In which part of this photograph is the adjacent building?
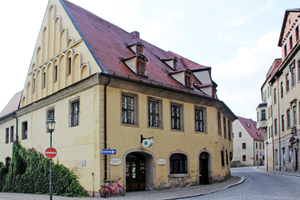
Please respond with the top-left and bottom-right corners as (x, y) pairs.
(257, 9), (300, 172)
(0, 0), (236, 193)
(232, 117), (264, 167)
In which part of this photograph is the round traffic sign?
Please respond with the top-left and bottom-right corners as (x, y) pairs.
(45, 147), (57, 158)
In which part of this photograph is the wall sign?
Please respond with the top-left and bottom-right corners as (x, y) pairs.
(157, 159), (166, 166)
(110, 158), (121, 165)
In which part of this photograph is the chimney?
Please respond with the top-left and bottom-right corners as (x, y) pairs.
(130, 31), (140, 38)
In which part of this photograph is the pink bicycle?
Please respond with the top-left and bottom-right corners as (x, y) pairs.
(99, 178), (125, 198)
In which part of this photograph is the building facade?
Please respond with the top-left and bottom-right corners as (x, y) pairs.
(232, 117), (264, 167)
(0, 0), (236, 193)
(256, 58), (281, 171)
(257, 9), (300, 172)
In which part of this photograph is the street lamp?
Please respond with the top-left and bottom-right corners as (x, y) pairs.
(46, 118), (55, 200)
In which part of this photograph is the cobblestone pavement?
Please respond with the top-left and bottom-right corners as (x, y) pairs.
(0, 175), (243, 200)
(188, 166), (300, 200)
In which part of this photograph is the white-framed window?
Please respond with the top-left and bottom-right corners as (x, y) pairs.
(148, 97), (162, 128)
(171, 103), (183, 130)
(121, 93), (138, 125)
(195, 106), (207, 132)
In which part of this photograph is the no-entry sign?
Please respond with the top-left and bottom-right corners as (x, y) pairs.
(45, 147), (57, 158)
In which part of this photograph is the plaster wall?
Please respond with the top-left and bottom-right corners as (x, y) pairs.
(232, 120), (254, 166)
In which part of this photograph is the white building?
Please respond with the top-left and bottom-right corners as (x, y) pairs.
(232, 116), (264, 167)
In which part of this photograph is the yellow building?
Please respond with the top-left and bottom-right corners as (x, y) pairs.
(0, 0), (236, 193)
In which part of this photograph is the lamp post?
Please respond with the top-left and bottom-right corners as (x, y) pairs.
(46, 118), (55, 200)
(266, 141), (269, 171)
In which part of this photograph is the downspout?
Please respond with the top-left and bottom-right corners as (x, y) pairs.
(11, 112), (18, 142)
(277, 80), (281, 171)
(253, 140), (255, 166)
(104, 75), (111, 181)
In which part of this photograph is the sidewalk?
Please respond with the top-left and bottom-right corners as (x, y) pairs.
(256, 166), (300, 177)
(0, 176), (244, 200)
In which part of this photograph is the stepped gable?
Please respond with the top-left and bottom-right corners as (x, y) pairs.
(62, 0), (211, 97)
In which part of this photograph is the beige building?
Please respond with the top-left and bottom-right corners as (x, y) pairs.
(257, 8), (300, 172)
(0, 0), (236, 194)
(257, 58), (281, 171)
(232, 117), (264, 167)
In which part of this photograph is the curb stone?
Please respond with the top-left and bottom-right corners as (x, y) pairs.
(162, 176), (245, 200)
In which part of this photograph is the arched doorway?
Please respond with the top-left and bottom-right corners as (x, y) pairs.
(199, 152), (209, 185)
(126, 153), (146, 191)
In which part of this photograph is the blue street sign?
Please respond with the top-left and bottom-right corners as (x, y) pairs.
(259, 153), (262, 157)
(102, 149), (116, 155)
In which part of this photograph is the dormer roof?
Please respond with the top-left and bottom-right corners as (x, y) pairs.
(62, 0), (215, 98)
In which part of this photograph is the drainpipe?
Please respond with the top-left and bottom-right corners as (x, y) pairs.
(104, 75), (111, 181)
(253, 140), (255, 166)
(276, 80), (281, 171)
(11, 112), (18, 142)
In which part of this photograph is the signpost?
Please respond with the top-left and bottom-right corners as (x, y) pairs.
(102, 149), (116, 183)
(45, 147), (57, 158)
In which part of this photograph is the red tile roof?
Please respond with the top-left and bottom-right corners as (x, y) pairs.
(62, 0), (211, 97)
(0, 91), (22, 118)
(237, 116), (264, 141)
(266, 58), (282, 78)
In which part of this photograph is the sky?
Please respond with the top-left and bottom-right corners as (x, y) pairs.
(0, 0), (299, 121)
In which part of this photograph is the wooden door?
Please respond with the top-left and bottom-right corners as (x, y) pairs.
(126, 153), (146, 191)
(199, 152), (209, 185)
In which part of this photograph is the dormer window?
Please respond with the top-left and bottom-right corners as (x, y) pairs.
(256, 132), (261, 137)
(173, 59), (177, 71)
(247, 123), (251, 128)
(137, 55), (147, 76)
(185, 70), (192, 87)
(136, 44), (143, 54)
(128, 42), (145, 55)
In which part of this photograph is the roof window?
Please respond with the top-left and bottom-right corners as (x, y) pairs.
(136, 43), (143, 54)
(136, 55), (147, 76)
(185, 70), (192, 88)
(256, 132), (261, 137)
(247, 123), (251, 128)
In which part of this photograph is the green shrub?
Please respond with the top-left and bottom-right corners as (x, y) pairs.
(0, 161), (8, 191)
(2, 142), (88, 197)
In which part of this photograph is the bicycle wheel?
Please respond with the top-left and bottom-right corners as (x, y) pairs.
(99, 186), (111, 198)
(119, 186), (125, 196)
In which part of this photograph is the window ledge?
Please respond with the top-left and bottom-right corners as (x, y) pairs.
(170, 129), (184, 132)
(168, 173), (189, 178)
(121, 123), (139, 128)
(148, 126), (163, 130)
(195, 131), (207, 134)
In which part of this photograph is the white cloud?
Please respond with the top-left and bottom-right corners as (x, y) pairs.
(212, 31), (281, 120)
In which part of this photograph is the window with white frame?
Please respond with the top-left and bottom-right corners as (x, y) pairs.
(148, 98), (161, 127)
(195, 107), (206, 132)
(171, 104), (182, 130)
(122, 93), (138, 125)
